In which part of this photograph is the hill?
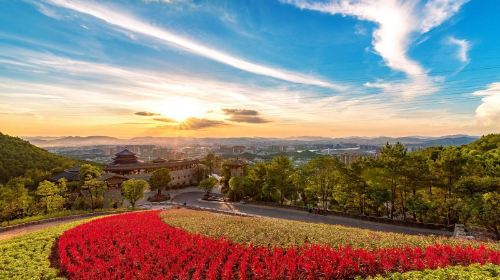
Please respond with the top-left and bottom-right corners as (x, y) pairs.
(24, 134), (479, 148)
(0, 133), (76, 183)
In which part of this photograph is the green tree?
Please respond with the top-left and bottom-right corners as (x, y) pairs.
(306, 156), (344, 210)
(267, 155), (294, 205)
(81, 178), (107, 210)
(36, 179), (67, 214)
(220, 163), (232, 194)
(149, 168), (172, 196)
(474, 192), (500, 240)
(433, 147), (468, 224)
(199, 177), (218, 194)
(379, 143), (407, 219)
(228, 176), (253, 202)
(290, 166), (308, 206)
(347, 159), (371, 215)
(0, 178), (33, 222)
(204, 153), (217, 175)
(122, 179), (148, 208)
(78, 164), (102, 182)
(245, 162), (268, 200)
(0, 133), (75, 184)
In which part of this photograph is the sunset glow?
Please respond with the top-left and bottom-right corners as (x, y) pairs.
(0, 0), (499, 137)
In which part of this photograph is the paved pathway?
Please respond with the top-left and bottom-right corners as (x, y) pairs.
(0, 212), (117, 241)
(171, 191), (452, 236)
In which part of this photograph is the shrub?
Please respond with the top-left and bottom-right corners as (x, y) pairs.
(369, 263), (500, 279)
(0, 219), (90, 279)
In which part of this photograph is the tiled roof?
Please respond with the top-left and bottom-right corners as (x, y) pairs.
(104, 159), (199, 171)
(115, 149), (136, 156)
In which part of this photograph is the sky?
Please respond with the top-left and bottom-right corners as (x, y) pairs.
(0, 0), (499, 138)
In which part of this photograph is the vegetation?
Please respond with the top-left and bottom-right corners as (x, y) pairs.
(0, 209), (122, 227)
(198, 177), (218, 194)
(371, 264), (500, 280)
(58, 211), (500, 279)
(121, 179), (148, 207)
(0, 134), (115, 224)
(161, 209), (499, 250)
(149, 168), (171, 196)
(0, 133), (75, 184)
(0, 219), (91, 279)
(222, 134), (500, 238)
(36, 180), (67, 214)
(0, 142), (112, 223)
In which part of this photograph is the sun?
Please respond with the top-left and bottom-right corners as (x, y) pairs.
(155, 98), (205, 122)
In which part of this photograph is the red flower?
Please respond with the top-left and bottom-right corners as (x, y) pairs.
(58, 211), (500, 280)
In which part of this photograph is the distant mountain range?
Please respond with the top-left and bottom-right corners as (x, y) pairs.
(23, 135), (479, 148)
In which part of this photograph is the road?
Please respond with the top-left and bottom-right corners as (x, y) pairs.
(171, 191), (452, 236)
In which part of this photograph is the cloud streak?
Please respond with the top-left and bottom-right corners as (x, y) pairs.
(222, 108), (270, 123)
(283, 0), (468, 97)
(178, 117), (226, 130)
(44, 0), (344, 90)
(448, 36), (470, 63)
(135, 111), (159, 116)
(153, 117), (176, 123)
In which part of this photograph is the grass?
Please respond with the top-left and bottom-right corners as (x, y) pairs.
(160, 209), (500, 250)
(0, 208), (129, 227)
(370, 264), (500, 280)
(0, 219), (92, 279)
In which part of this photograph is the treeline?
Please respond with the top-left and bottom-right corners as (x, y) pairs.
(0, 162), (178, 223)
(0, 133), (76, 185)
(220, 134), (499, 238)
(0, 164), (106, 223)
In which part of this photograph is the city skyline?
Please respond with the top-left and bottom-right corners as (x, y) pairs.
(1, 0), (499, 137)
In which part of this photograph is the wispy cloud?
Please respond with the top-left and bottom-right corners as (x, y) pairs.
(153, 117), (176, 123)
(222, 109), (259, 116)
(43, 0), (344, 90)
(0, 47), (477, 136)
(178, 117), (226, 130)
(447, 36), (470, 63)
(222, 108), (270, 123)
(282, 0), (468, 97)
(472, 83), (500, 128)
(135, 111), (159, 116)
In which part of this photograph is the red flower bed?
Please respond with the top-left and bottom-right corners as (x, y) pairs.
(58, 211), (499, 280)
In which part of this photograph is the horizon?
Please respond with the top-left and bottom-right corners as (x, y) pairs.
(21, 133), (478, 140)
(1, 1), (499, 137)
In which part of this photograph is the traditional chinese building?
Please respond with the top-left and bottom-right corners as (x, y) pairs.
(223, 158), (247, 177)
(103, 149), (200, 187)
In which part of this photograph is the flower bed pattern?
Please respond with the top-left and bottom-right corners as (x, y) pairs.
(58, 211), (500, 279)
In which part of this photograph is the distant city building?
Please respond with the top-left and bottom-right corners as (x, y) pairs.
(337, 153), (362, 165)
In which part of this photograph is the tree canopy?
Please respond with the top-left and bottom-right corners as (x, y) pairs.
(122, 179), (148, 208)
(149, 168), (172, 195)
(0, 133), (76, 183)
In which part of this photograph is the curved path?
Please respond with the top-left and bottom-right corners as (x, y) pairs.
(172, 191), (452, 236)
(0, 212), (115, 241)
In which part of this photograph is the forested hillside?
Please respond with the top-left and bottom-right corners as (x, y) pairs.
(0, 133), (75, 183)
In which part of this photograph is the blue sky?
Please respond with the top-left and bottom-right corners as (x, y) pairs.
(0, 0), (499, 137)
